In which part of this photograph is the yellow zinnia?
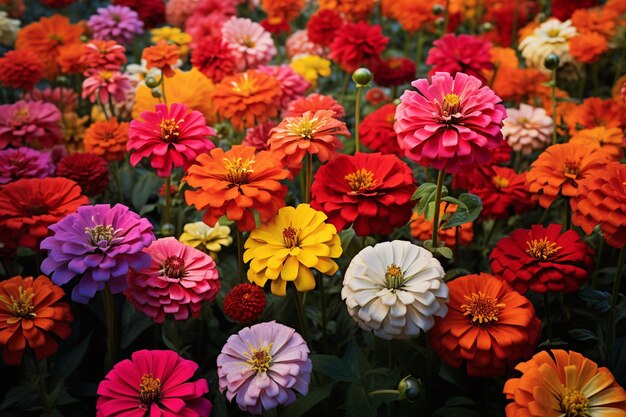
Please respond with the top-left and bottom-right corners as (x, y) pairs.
(290, 55), (331, 87)
(179, 221), (233, 259)
(243, 204), (342, 296)
(150, 26), (192, 56)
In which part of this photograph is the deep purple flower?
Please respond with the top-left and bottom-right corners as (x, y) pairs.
(0, 147), (54, 184)
(41, 204), (155, 303)
(88, 5), (144, 45)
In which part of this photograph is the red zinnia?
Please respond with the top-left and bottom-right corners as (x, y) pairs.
(113, 0), (166, 29)
(469, 166), (534, 219)
(359, 103), (402, 156)
(260, 17), (291, 35)
(426, 34), (493, 84)
(310, 152), (415, 236)
(0, 49), (44, 91)
(372, 57), (416, 88)
(306, 9), (342, 47)
(223, 283), (267, 323)
(284, 93), (345, 118)
(329, 22), (389, 73)
(551, 0), (600, 21)
(490, 224), (594, 294)
(83, 40), (128, 71)
(0, 177), (88, 249)
(56, 153), (110, 197)
(191, 36), (237, 83)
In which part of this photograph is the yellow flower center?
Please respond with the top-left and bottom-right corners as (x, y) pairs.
(282, 226), (300, 248)
(100, 70), (114, 81)
(163, 256), (185, 279)
(223, 157), (255, 185)
(517, 116), (529, 124)
(14, 107), (30, 122)
(389, 59), (402, 69)
(548, 28), (561, 38)
(461, 291), (505, 325)
(240, 35), (256, 48)
(345, 169), (377, 194)
(560, 388), (590, 417)
(442, 93), (462, 116)
(160, 118), (182, 143)
(526, 237), (561, 260)
(139, 373), (161, 405)
(245, 344), (272, 373)
(85, 224), (116, 246)
(0, 286), (36, 324)
(492, 176), (510, 189)
(563, 159), (581, 179)
(384, 264), (405, 290)
(231, 73), (256, 95)
(287, 117), (318, 140)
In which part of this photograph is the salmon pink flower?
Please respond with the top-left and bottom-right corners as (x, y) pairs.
(82, 70), (132, 104)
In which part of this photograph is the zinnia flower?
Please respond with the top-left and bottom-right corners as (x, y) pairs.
(24, 87), (77, 113)
(342, 240), (448, 340)
(286, 30), (324, 59)
(212, 70), (282, 131)
(267, 109), (349, 171)
(289, 54), (332, 88)
(222, 283), (266, 323)
(221, 17), (276, 71)
(571, 162), (626, 248)
(372, 57), (416, 88)
(150, 26), (192, 56)
(470, 166), (534, 219)
(409, 203), (474, 247)
(190, 36), (237, 82)
(386, 0), (437, 33)
(526, 143), (608, 208)
(261, 0), (304, 22)
(82, 70), (132, 104)
(185, 145), (289, 232)
(311, 152), (415, 236)
(551, 0), (600, 21)
(569, 32), (608, 63)
(0, 177), (88, 250)
(395, 72), (507, 173)
(128, 103), (216, 177)
(318, 0), (374, 22)
(96, 349), (211, 417)
(329, 22), (389, 73)
(142, 40), (180, 77)
(284, 93), (344, 118)
(258, 65), (310, 112)
(0, 49), (43, 91)
(243, 121), (276, 151)
(113, 0), (166, 29)
(217, 321), (311, 415)
(359, 103), (401, 155)
(569, 127), (624, 160)
(56, 153), (110, 197)
(502, 104), (553, 155)
(88, 5), (144, 44)
(83, 40), (128, 72)
(0, 275), (73, 365)
(41, 204), (155, 303)
(519, 19), (579, 76)
(429, 273), (541, 377)
(0, 100), (62, 149)
(562, 97), (626, 136)
(0, 147), (54, 184)
(0, 11), (20, 47)
(83, 118), (129, 162)
(306, 9), (342, 47)
(426, 34), (493, 84)
(179, 220), (233, 259)
(503, 350), (626, 416)
(243, 204), (342, 296)
(125, 237), (220, 323)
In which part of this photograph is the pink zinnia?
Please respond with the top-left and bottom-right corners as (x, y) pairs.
(286, 30), (324, 59)
(259, 65), (310, 112)
(83, 40), (128, 71)
(0, 147), (54, 184)
(0, 100), (62, 149)
(125, 237), (221, 323)
(243, 120), (276, 151)
(395, 72), (506, 173)
(426, 34), (493, 84)
(24, 87), (78, 113)
(221, 17), (276, 71)
(217, 321), (312, 415)
(128, 103), (216, 177)
(82, 70), (132, 104)
(96, 349), (211, 417)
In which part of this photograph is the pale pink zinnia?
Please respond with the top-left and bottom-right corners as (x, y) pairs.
(286, 30), (324, 59)
(96, 349), (211, 417)
(221, 17), (276, 71)
(259, 65), (310, 112)
(125, 237), (221, 323)
(502, 104), (553, 155)
(395, 72), (507, 173)
(217, 321), (312, 415)
(82, 70), (132, 104)
(128, 103), (216, 177)
(0, 100), (62, 149)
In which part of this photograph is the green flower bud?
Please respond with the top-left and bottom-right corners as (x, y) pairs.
(352, 68), (372, 87)
(145, 76), (160, 89)
(161, 223), (175, 237)
(432, 4), (444, 15)
(544, 53), (560, 70)
(397, 376), (422, 402)
(151, 89), (162, 98)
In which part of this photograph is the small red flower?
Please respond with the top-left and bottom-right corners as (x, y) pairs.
(426, 34), (493, 84)
(191, 36), (237, 83)
(359, 103), (402, 156)
(260, 17), (291, 34)
(372, 57), (416, 88)
(56, 153), (110, 197)
(223, 283), (267, 323)
(284, 93), (345, 118)
(469, 166), (534, 219)
(306, 9), (342, 47)
(329, 22), (388, 73)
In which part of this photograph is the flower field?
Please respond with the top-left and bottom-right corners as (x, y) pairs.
(0, 0), (626, 416)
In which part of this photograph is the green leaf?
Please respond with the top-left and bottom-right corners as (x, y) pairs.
(346, 383), (378, 417)
(311, 354), (354, 382)
(120, 302), (154, 349)
(340, 228), (363, 263)
(441, 196), (463, 207)
(435, 246), (454, 259)
(131, 172), (161, 210)
(51, 332), (92, 385)
(443, 193), (482, 229)
(579, 288), (611, 313)
(0, 385), (39, 410)
(413, 183), (448, 219)
(282, 383), (335, 417)
(569, 329), (599, 342)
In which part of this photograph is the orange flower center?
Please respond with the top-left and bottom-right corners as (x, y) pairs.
(492, 176), (510, 189)
(85, 224), (116, 247)
(245, 344), (272, 373)
(526, 237), (561, 260)
(345, 169), (377, 194)
(13, 107), (30, 122)
(442, 93), (462, 116)
(287, 117), (318, 140)
(461, 291), (505, 325)
(560, 388), (590, 417)
(384, 264), (405, 290)
(223, 157), (255, 185)
(0, 286), (36, 323)
(240, 35), (256, 48)
(163, 256), (185, 279)
(389, 59), (402, 69)
(563, 159), (581, 179)
(160, 118), (182, 143)
(282, 226), (300, 248)
(139, 373), (161, 405)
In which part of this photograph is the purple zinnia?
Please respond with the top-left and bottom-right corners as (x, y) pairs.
(41, 203), (155, 303)
(217, 321), (312, 415)
(88, 5), (144, 45)
(0, 147), (55, 184)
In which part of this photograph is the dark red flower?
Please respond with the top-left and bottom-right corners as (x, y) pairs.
(373, 57), (416, 88)
(469, 166), (534, 219)
(311, 152), (415, 236)
(490, 224), (594, 294)
(0, 49), (44, 91)
(191, 36), (237, 83)
(40, 0), (75, 7)
(359, 103), (402, 156)
(261, 17), (291, 34)
(426, 34), (493, 84)
(550, 0), (600, 21)
(113, 0), (165, 28)
(365, 88), (390, 105)
(329, 22), (389, 73)
(223, 283), (267, 323)
(307, 9), (342, 47)
(56, 153), (110, 197)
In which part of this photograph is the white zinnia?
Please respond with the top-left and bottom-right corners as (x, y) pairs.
(0, 11), (20, 47)
(502, 104), (553, 154)
(342, 240), (448, 340)
(519, 19), (579, 76)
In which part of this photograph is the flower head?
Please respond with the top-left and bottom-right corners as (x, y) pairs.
(179, 220), (233, 259)
(569, 32), (607, 63)
(84, 118), (129, 162)
(223, 283), (266, 323)
(83, 40), (128, 71)
(502, 104), (553, 155)
(569, 127), (624, 160)
(372, 57), (416, 88)
(88, 5), (144, 44)
(217, 322), (311, 415)
(244, 204), (342, 296)
(426, 34), (493, 84)
(395, 72), (507, 173)
(359, 103), (402, 155)
(261, 0), (304, 22)
(221, 17), (276, 71)
(0, 100), (62, 149)
(259, 65), (310, 112)
(142, 40), (180, 77)
(243, 120), (276, 151)
(429, 273), (541, 377)
(289, 55), (332, 88)
(150, 26), (192, 56)
(318, 0), (374, 21)
(519, 19), (578, 76)
(0, 49), (43, 91)
(386, 0), (437, 33)
(0, 147), (54, 184)
(329, 22), (389, 73)
(286, 30), (324, 58)
(409, 202), (474, 247)
(285, 93), (344, 118)
(97, 349), (211, 417)
(469, 166), (534, 219)
(190, 36), (237, 83)
(0, 11), (20, 47)
(82, 70), (132, 104)
(306, 9), (342, 46)
(342, 241), (448, 340)
(56, 153), (110, 197)
(113, 0), (166, 29)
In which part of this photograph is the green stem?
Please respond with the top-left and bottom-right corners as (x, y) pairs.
(415, 30), (424, 77)
(592, 239), (604, 289)
(543, 292), (554, 342)
(443, 0), (450, 34)
(431, 169), (446, 248)
(110, 161), (124, 203)
(35, 358), (53, 416)
(317, 273), (328, 350)
(607, 246), (626, 364)
(103, 285), (117, 371)
(293, 290), (310, 344)
(591, 61), (600, 97)
(236, 227), (245, 284)
(340, 71), (350, 100)
(511, 0), (520, 48)
(162, 175), (172, 231)
(613, 45), (626, 85)
(391, 85), (398, 100)
(161, 71), (168, 107)
(551, 68), (558, 145)
(304, 153), (313, 204)
(98, 98), (110, 120)
(354, 85), (363, 154)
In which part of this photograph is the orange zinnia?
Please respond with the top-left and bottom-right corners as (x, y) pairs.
(267, 109), (349, 171)
(212, 70), (282, 131)
(571, 7), (618, 39)
(569, 33), (608, 63)
(184, 145), (290, 232)
(409, 203), (474, 247)
(318, 0), (375, 21)
(569, 127), (624, 160)
(428, 273), (541, 377)
(56, 43), (89, 75)
(261, 0), (305, 22)
(388, 0), (436, 33)
(15, 14), (84, 80)
(504, 350), (626, 417)
(562, 97), (626, 136)
(83, 118), (129, 162)
(142, 40), (180, 78)
(526, 143), (608, 208)
(0, 275), (73, 365)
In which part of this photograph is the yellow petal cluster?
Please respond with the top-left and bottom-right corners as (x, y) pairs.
(179, 221), (233, 259)
(150, 26), (192, 56)
(290, 55), (331, 87)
